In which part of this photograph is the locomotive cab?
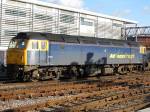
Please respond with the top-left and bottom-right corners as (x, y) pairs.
(7, 32), (49, 80)
(7, 32), (49, 66)
(7, 37), (28, 79)
(7, 38), (27, 65)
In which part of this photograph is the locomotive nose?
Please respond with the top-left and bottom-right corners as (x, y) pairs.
(7, 49), (25, 65)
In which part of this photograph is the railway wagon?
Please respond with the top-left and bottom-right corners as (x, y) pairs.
(7, 32), (147, 81)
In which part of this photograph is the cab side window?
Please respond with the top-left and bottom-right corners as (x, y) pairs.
(41, 41), (46, 49)
(40, 41), (48, 50)
(32, 41), (38, 49)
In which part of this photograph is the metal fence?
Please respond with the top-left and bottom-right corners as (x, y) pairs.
(123, 26), (150, 41)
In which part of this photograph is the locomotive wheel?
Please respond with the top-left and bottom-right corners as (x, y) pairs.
(118, 66), (128, 75)
(52, 71), (60, 80)
(30, 78), (38, 82)
(22, 74), (30, 82)
(18, 71), (25, 81)
(30, 70), (39, 82)
(71, 70), (78, 80)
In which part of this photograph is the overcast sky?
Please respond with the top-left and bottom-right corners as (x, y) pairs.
(43, 0), (150, 26)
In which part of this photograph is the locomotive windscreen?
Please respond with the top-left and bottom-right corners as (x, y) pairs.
(9, 39), (26, 49)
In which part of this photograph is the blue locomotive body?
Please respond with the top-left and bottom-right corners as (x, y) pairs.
(26, 41), (143, 66)
(49, 42), (142, 65)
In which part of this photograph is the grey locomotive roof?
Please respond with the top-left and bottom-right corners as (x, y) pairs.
(15, 0), (137, 24)
(14, 32), (139, 47)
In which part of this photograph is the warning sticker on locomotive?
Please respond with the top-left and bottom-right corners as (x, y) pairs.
(109, 54), (135, 59)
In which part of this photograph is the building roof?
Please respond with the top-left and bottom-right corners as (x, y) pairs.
(13, 0), (137, 24)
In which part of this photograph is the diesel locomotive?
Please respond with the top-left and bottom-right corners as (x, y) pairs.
(7, 32), (147, 81)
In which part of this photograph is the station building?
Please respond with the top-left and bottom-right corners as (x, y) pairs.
(0, 0), (137, 64)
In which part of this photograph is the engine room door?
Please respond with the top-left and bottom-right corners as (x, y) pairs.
(39, 40), (49, 65)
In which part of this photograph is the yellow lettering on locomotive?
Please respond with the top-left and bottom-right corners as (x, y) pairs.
(109, 54), (116, 58)
(109, 54), (135, 59)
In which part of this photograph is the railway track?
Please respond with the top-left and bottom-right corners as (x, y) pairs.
(0, 72), (150, 112)
(0, 72), (149, 89)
